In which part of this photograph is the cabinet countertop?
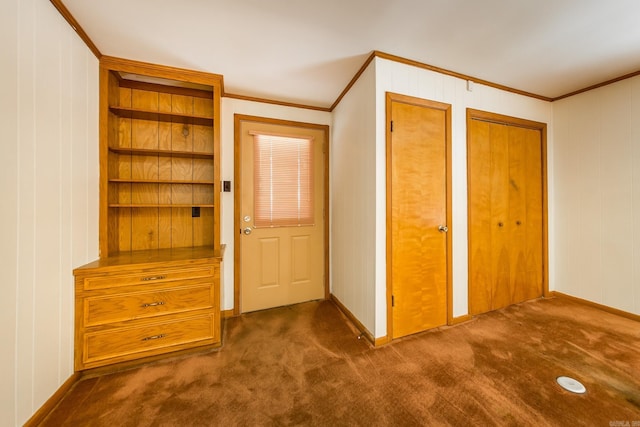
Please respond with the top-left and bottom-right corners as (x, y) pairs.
(74, 245), (225, 274)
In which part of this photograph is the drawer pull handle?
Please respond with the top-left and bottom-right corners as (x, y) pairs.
(142, 334), (165, 341)
(141, 301), (165, 308)
(141, 275), (166, 281)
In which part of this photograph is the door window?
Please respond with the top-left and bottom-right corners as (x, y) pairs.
(252, 132), (314, 227)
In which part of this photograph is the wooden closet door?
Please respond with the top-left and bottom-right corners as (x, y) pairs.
(468, 119), (493, 314)
(468, 115), (544, 315)
(468, 120), (512, 312)
(388, 94), (451, 339)
(508, 125), (527, 306)
(490, 122), (512, 310)
(506, 126), (544, 305)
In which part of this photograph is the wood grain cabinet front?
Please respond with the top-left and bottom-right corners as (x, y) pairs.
(84, 281), (215, 327)
(80, 266), (216, 291)
(83, 313), (216, 367)
(73, 248), (222, 371)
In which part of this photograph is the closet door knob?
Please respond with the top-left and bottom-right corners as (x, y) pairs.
(438, 225), (448, 233)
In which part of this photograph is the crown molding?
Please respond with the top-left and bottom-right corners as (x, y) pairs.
(329, 51), (378, 111)
(47, 1), (640, 111)
(223, 92), (331, 112)
(552, 69), (640, 101)
(49, 0), (101, 59)
(373, 50), (553, 102)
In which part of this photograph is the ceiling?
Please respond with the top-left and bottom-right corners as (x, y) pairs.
(62, 0), (640, 108)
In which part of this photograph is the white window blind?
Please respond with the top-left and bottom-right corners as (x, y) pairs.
(252, 133), (314, 227)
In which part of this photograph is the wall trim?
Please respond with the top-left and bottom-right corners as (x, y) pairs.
(221, 309), (235, 319)
(374, 51), (553, 102)
(223, 92), (331, 112)
(330, 294), (377, 346)
(450, 314), (473, 325)
(552, 69), (640, 101)
(339, 51), (640, 108)
(23, 372), (81, 427)
(374, 335), (391, 346)
(50, 2), (640, 109)
(549, 291), (640, 322)
(49, 0), (102, 58)
(329, 52), (378, 111)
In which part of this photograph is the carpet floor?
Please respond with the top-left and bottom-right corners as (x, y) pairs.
(42, 297), (640, 426)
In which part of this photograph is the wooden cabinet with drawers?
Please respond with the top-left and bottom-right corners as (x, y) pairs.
(73, 247), (222, 371)
(72, 58), (225, 372)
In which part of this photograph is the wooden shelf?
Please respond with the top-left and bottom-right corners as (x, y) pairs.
(86, 60), (222, 373)
(109, 179), (215, 185)
(100, 62), (221, 257)
(108, 146), (214, 159)
(109, 106), (213, 127)
(109, 204), (215, 208)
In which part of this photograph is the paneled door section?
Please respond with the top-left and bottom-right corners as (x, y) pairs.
(236, 116), (328, 313)
(467, 110), (547, 315)
(387, 93), (452, 339)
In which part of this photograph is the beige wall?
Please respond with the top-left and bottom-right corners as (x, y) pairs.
(0, 0), (99, 424)
(0, 0), (19, 422)
(330, 63), (378, 334)
(553, 76), (640, 314)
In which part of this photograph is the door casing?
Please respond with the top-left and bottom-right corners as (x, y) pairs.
(233, 114), (330, 315)
(466, 108), (549, 315)
(385, 92), (453, 341)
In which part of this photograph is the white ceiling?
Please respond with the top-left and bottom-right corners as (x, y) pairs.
(62, 0), (640, 108)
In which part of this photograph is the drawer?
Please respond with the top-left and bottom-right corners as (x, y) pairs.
(84, 282), (215, 327)
(82, 265), (217, 290)
(84, 314), (215, 365)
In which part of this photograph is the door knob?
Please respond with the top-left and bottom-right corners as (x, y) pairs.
(243, 227), (252, 235)
(438, 225), (448, 233)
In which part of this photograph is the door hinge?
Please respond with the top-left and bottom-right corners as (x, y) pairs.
(392, 295), (395, 307)
(390, 121), (394, 132)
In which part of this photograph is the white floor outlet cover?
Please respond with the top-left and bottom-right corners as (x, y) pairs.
(556, 376), (587, 394)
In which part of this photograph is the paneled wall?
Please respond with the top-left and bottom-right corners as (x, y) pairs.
(0, 0), (99, 424)
(331, 64), (378, 334)
(553, 76), (640, 314)
(5, 3), (638, 423)
(375, 57), (553, 335)
(372, 58), (553, 337)
(220, 98), (331, 311)
(331, 57), (554, 339)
